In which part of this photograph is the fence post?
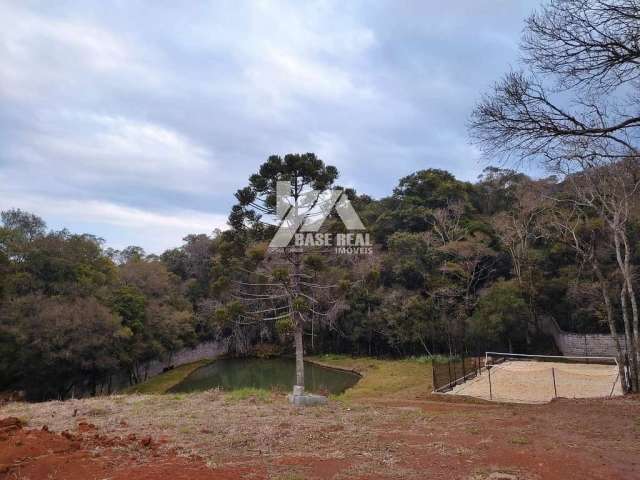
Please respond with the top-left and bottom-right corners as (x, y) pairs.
(552, 367), (558, 398)
(447, 358), (452, 389)
(462, 355), (466, 380)
(454, 359), (459, 385)
(488, 366), (493, 400)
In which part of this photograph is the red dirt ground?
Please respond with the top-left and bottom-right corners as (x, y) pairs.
(0, 417), (258, 480)
(1, 420), (269, 479)
(1, 395), (640, 479)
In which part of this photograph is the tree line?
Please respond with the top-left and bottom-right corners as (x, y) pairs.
(0, 212), (198, 399)
(0, 159), (629, 398)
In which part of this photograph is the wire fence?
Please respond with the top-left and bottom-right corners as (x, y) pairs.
(432, 353), (485, 392)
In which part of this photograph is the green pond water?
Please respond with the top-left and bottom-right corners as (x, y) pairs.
(168, 357), (360, 394)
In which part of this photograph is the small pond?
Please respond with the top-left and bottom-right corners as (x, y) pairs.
(169, 357), (360, 394)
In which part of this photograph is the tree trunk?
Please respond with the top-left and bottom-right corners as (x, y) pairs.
(290, 246), (305, 392)
(593, 261), (629, 392)
(621, 284), (639, 391)
(515, 264), (534, 345)
(614, 229), (639, 391)
(419, 336), (432, 356)
(621, 232), (640, 370)
(294, 315), (304, 390)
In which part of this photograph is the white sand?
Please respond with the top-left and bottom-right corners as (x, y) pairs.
(447, 360), (623, 404)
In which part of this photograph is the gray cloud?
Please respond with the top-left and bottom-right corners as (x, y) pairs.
(0, 0), (539, 252)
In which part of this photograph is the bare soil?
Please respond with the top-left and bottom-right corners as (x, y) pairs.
(1, 390), (639, 479)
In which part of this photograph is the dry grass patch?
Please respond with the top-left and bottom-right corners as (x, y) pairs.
(0, 390), (411, 464)
(2, 390), (638, 479)
(307, 355), (431, 401)
(510, 435), (530, 445)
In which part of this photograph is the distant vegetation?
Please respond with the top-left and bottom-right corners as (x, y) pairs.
(0, 162), (630, 399)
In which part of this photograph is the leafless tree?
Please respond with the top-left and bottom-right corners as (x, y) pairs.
(430, 201), (466, 244)
(428, 204), (498, 352)
(491, 179), (553, 336)
(523, 0), (640, 92)
(544, 200), (632, 390)
(568, 159), (640, 389)
(470, 1), (640, 165)
(469, 0), (640, 390)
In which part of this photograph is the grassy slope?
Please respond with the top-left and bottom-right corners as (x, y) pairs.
(123, 359), (211, 394)
(307, 355), (432, 401)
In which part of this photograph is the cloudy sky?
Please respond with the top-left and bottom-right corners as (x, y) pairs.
(0, 0), (540, 253)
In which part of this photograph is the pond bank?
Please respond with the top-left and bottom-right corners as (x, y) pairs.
(123, 354), (432, 397)
(168, 357), (360, 395)
(123, 359), (213, 394)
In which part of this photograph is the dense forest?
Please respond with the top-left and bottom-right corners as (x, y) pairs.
(0, 162), (632, 399)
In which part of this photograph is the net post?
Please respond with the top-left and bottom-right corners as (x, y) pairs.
(609, 372), (620, 397)
(551, 367), (558, 398)
(488, 366), (493, 400)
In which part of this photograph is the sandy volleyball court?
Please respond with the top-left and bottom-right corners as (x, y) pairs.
(448, 360), (623, 403)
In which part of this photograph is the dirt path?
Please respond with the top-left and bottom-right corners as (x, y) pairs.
(1, 392), (639, 479)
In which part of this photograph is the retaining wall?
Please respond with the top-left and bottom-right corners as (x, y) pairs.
(137, 339), (229, 381)
(540, 316), (627, 358)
